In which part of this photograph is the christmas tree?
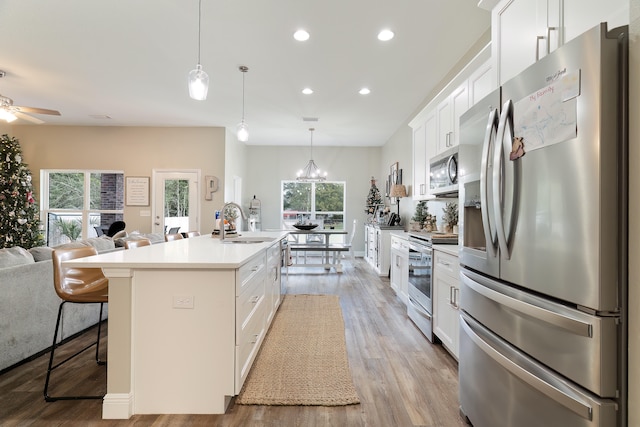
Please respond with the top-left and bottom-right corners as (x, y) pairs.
(0, 134), (43, 249)
(365, 176), (384, 215)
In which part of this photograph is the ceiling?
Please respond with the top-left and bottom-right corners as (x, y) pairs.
(0, 1), (490, 147)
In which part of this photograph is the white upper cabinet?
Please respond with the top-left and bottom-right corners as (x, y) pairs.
(468, 59), (493, 106)
(436, 81), (468, 154)
(409, 44), (492, 201)
(562, 0), (628, 42)
(412, 110), (437, 200)
(493, 0), (629, 85)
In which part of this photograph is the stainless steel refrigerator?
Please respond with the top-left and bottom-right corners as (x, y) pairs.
(457, 23), (627, 427)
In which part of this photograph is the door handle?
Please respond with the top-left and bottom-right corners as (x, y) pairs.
(535, 35), (545, 61)
(461, 271), (592, 337)
(493, 99), (517, 260)
(481, 108), (499, 257)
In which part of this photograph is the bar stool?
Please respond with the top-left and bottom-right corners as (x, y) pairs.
(165, 233), (184, 242)
(186, 231), (201, 238)
(44, 246), (109, 401)
(124, 237), (152, 249)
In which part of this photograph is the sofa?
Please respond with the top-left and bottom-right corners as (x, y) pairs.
(0, 236), (122, 372)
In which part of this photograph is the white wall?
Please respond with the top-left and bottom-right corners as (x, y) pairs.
(245, 145), (381, 253)
(10, 125), (225, 235)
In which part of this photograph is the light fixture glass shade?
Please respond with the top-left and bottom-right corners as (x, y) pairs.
(0, 109), (17, 123)
(237, 121), (249, 142)
(296, 128), (327, 182)
(188, 64), (209, 100)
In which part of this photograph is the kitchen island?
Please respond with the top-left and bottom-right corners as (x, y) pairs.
(64, 231), (288, 419)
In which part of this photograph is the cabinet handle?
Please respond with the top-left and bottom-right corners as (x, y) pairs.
(420, 183), (425, 195)
(251, 265), (259, 272)
(546, 26), (557, 54)
(251, 333), (259, 344)
(438, 259), (450, 267)
(449, 286), (455, 306)
(453, 287), (460, 309)
(535, 35), (545, 61)
(250, 295), (260, 304)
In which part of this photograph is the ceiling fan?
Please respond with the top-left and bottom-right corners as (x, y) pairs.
(0, 94), (61, 124)
(0, 69), (61, 123)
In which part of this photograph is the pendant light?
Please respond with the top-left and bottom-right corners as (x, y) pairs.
(237, 65), (249, 142)
(296, 128), (327, 182)
(188, 0), (209, 100)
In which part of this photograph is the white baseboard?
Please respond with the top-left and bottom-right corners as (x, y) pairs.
(102, 392), (134, 419)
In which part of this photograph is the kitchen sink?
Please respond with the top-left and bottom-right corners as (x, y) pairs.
(221, 236), (276, 244)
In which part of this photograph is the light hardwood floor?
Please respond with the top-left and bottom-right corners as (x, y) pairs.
(0, 259), (468, 427)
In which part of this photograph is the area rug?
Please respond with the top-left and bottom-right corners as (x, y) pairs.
(236, 294), (360, 406)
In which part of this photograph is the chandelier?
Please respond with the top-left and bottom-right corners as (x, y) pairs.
(296, 128), (327, 182)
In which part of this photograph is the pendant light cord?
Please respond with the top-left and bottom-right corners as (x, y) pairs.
(242, 70), (245, 119)
(197, 0), (202, 64)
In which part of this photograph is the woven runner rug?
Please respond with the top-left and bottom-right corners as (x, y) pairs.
(236, 294), (360, 406)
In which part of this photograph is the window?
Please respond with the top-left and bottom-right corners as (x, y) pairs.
(282, 181), (346, 241)
(41, 170), (124, 246)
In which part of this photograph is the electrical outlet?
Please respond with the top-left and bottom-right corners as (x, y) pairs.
(172, 295), (194, 309)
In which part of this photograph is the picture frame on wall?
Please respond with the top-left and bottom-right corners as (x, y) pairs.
(126, 176), (150, 206)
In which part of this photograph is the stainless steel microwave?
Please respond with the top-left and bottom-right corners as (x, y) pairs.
(429, 147), (458, 197)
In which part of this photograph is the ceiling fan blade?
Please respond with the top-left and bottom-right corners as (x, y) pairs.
(14, 106), (61, 116)
(14, 111), (45, 124)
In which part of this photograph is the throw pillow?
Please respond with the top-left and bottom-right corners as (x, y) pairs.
(28, 246), (54, 262)
(0, 247), (35, 268)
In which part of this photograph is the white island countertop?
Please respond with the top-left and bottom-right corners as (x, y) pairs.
(65, 231), (289, 270)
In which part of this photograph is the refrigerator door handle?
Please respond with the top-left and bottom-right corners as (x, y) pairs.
(460, 315), (594, 421)
(480, 108), (499, 257)
(461, 272), (593, 337)
(493, 99), (518, 260)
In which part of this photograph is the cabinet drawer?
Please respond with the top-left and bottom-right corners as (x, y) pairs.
(434, 250), (459, 279)
(237, 277), (265, 337)
(266, 242), (280, 264)
(235, 299), (266, 392)
(237, 253), (266, 296)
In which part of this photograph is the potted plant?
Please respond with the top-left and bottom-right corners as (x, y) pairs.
(411, 201), (429, 230)
(442, 202), (458, 234)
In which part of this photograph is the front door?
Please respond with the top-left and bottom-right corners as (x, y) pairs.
(153, 170), (199, 235)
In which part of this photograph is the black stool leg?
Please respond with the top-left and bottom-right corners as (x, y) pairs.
(43, 301), (106, 402)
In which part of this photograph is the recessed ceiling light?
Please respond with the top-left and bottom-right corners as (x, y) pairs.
(359, 88), (371, 95)
(294, 29), (310, 41)
(302, 88), (314, 95)
(377, 29), (394, 41)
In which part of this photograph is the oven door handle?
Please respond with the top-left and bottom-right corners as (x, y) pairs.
(408, 296), (432, 321)
(408, 242), (432, 253)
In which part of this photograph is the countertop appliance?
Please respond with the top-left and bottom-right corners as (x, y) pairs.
(458, 23), (627, 427)
(407, 232), (458, 342)
(429, 146), (458, 197)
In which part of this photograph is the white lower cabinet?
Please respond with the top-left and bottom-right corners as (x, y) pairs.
(433, 249), (460, 359)
(390, 234), (409, 304)
(235, 251), (267, 392)
(365, 224), (400, 276)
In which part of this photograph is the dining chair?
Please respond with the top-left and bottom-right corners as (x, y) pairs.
(165, 233), (184, 242)
(124, 237), (152, 249)
(343, 219), (358, 261)
(167, 226), (180, 235)
(186, 231), (200, 238)
(106, 220), (126, 237)
(44, 246), (108, 401)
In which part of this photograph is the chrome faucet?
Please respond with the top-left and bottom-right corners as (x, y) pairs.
(220, 202), (247, 240)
